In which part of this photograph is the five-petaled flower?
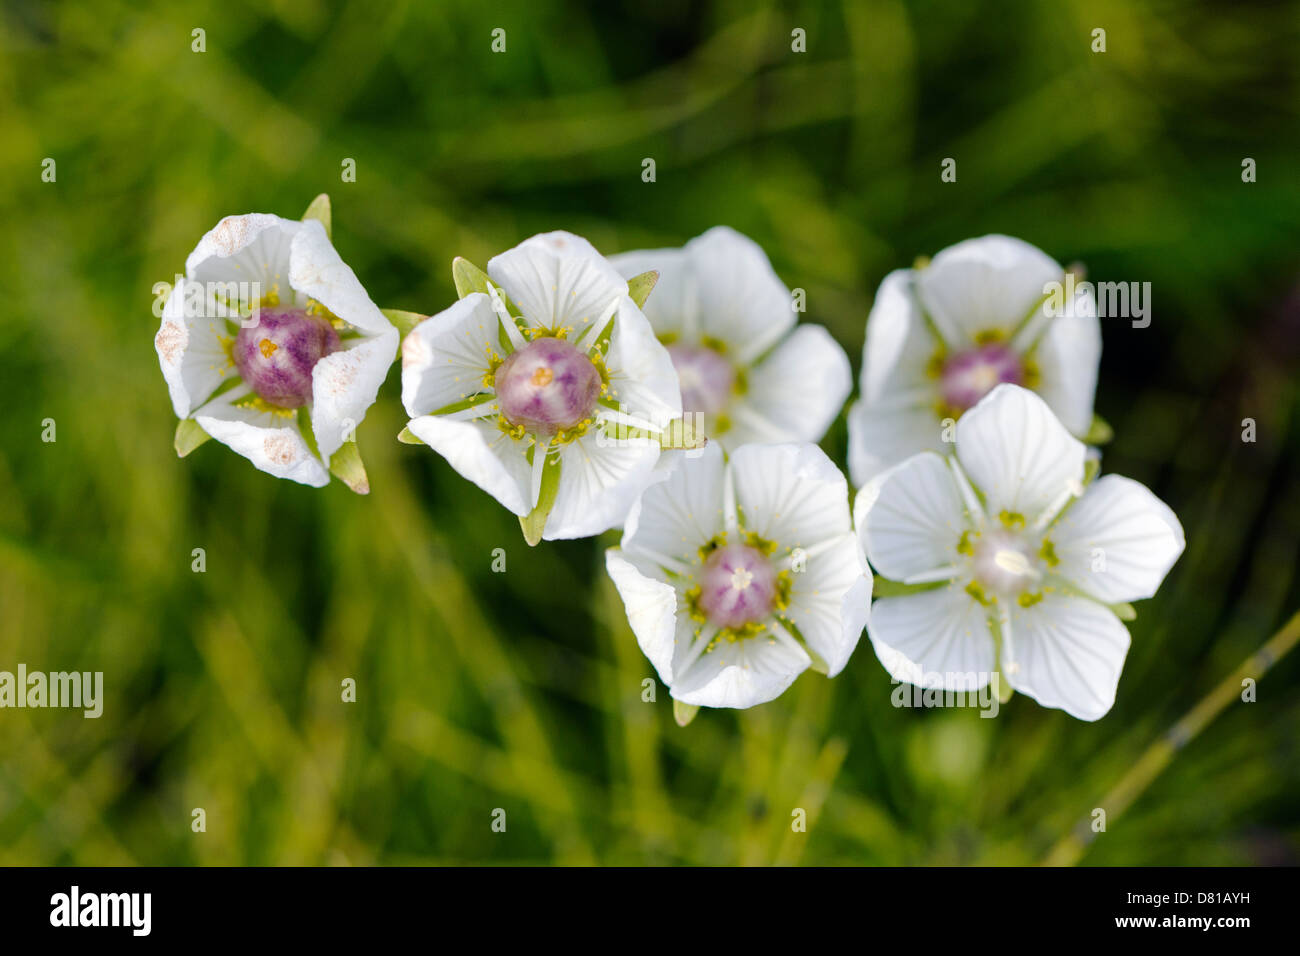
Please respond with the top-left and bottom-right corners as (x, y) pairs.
(847, 235), (1101, 484)
(612, 227), (851, 451)
(606, 442), (871, 715)
(856, 384), (1184, 721)
(154, 203), (397, 490)
(400, 231), (682, 542)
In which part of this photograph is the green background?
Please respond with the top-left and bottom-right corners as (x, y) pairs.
(1, 0), (1298, 865)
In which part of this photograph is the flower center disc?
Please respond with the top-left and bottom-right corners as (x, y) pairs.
(233, 307), (341, 409)
(666, 343), (735, 416)
(697, 543), (778, 630)
(940, 342), (1022, 412)
(494, 338), (601, 436)
(971, 530), (1041, 598)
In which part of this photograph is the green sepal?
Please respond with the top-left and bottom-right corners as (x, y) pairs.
(1109, 602), (1137, 622)
(174, 418), (212, 458)
(626, 270), (659, 309)
(1083, 456), (1101, 486)
(301, 193), (332, 239)
(872, 575), (946, 598)
(397, 426), (425, 445)
(996, 675), (1015, 704)
(519, 452), (562, 547)
(659, 417), (708, 450)
(1083, 414), (1113, 445)
(381, 308), (426, 340)
(329, 441), (370, 495)
(452, 257), (497, 299)
(673, 699), (700, 727)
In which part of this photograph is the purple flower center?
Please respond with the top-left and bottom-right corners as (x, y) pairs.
(233, 307), (341, 409)
(697, 544), (778, 630)
(940, 342), (1023, 412)
(666, 343), (735, 416)
(494, 337), (602, 436)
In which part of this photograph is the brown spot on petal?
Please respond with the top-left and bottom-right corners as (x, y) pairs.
(263, 432), (299, 466)
(211, 215), (252, 256)
(155, 320), (187, 365)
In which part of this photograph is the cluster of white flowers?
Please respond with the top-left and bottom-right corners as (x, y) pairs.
(156, 206), (1183, 724)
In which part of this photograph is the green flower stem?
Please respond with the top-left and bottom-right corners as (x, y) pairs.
(1043, 607), (1300, 866)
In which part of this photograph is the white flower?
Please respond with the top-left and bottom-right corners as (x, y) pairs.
(846, 235), (1101, 484)
(611, 226), (851, 451)
(606, 442), (871, 712)
(856, 384), (1184, 721)
(401, 231), (682, 542)
(154, 206), (398, 489)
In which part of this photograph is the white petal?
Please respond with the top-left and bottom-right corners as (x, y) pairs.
(867, 585), (996, 691)
(846, 396), (946, 486)
(544, 431), (661, 540)
(859, 451), (970, 583)
(311, 329), (399, 460)
(400, 294), (502, 418)
(726, 324), (851, 447)
(601, 297), (682, 427)
(1003, 592), (1130, 721)
(609, 247), (694, 340)
(1049, 474), (1185, 603)
(186, 213), (299, 291)
(405, 415), (531, 516)
(729, 443), (852, 550)
(916, 235), (1064, 348)
(487, 231), (627, 335)
(861, 268), (937, 404)
(670, 629), (811, 709)
(154, 279), (237, 418)
(605, 549), (680, 682)
(288, 220), (393, 336)
(681, 226), (796, 365)
(784, 531), (871, 676)
(193, 389), (329, 487)
(623, 441), (727, 568)
(955, 384), (1085, 522)
(1030, 288), (1101, 437)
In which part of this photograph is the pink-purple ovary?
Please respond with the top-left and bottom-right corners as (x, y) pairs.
(233, 308), (341, 409)
(940, 342), (1023, 411)
(697, 544), (778, 630)
(494, 338), (602, 435)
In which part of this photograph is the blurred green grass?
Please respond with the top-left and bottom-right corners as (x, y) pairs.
(0, 0), (1298, 865)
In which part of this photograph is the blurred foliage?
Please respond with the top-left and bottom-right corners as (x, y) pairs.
(0, 0), (1298, 865)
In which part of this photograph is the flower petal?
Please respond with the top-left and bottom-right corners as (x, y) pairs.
(859, 451), (969, 583)
(1030, 289), (1101, 437)
(729, 443), (852, 551)
(193, 389), (329, 487)
(1003, 592), (1130, 721)
(154, 279), (236, 418)
(601, 296), (682, 427)
(311, 330), (399, 460)
(681, 226), (796, 364)
(610, 246), (694, 340)
(727, 324), (851, 447)
(623, 441), (727, 568)
(784, 531), (871, 676)
(487, 231), (627, 336)
(544, 431), (661, 539)
(605, 549), (680, 682)
(670, 629), (811, 709)
(186, 213), (299, 291)
(867, 586), (996, 691)
(861, 268), (937, 405)
(400, 294), (502, 418)
(405, 414), (532, 516)
(1049, 474), (1185, 603)
(916, 235), (1064, 349)
(955, 384), (1086, 522)
(289, 220), (393, 335)
(846, 397), (946, 486)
